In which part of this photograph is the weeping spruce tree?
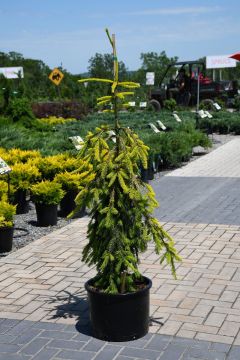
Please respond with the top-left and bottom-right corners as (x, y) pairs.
(76, 29), (180, 294)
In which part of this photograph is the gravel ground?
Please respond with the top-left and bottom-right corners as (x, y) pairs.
(6, 133), (236, 255)
(11, 202), (75, 253)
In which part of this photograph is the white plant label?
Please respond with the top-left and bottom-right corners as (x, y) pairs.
(139, 102), (147, 108)
(173, 113), (182, 122)
(213, 103), (221, 110)
(156, 120), (166, 130)
(128, 101), (136, 107)
(108, 130), (116, 143)
(204, 110), (213, 119)
(149, 123), (160, 133)
(0, 157), (11, 175)
(69, 136), (84, 150)
(198, 110), (208, 119)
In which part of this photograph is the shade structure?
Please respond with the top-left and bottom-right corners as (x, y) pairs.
(229, 52), (240, 61)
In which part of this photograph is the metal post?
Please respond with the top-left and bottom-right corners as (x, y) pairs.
(195, 67), (200, 128)
(7, 173), (10, 202)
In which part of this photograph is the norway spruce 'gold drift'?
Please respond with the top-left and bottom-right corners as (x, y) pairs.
(76, 29), (181, 294)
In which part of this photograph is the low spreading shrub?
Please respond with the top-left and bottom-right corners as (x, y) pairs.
(36, 116), (77, 126)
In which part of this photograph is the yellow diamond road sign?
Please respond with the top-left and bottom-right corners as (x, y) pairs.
(49, 68), (64, 86)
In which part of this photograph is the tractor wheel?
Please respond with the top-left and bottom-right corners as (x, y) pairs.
(149, 99), (161, 112)
(200, 99), (215, 111)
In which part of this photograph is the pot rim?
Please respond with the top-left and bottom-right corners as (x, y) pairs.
(85, 275), (152, 298)
(0, 225), (14, 230)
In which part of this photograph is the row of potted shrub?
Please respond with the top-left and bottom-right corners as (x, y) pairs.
(0, 148), (94, 253)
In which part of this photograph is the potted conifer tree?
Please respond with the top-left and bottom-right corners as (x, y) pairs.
(75, 29), (180, 341)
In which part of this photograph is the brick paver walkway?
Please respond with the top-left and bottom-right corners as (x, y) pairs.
(1, 137), (240, 359)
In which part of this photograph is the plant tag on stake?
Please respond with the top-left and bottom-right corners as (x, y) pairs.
(69, 136), (84, 150)
(204, 110), (213, 118)
(156, 120), (166, 131)
(172, 112), (182, 122)
(0, 157), (11, 175)
(128, 101), (136, 107)
(198, 110), (208, 119)
(213, 102), (221, 110)
(139, 102), (147, 108)
(149, 123), (160, 133)
(108, 130), (116, 143)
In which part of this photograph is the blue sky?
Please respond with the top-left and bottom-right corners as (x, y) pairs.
(0, 0), (239, 74)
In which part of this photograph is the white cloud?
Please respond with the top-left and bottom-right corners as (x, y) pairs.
(123, 6), (222, 16)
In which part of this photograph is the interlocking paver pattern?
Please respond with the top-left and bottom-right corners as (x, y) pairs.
(1, 137), (240, 358)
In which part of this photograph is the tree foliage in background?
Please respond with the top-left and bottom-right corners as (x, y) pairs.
(139, 51), (178, 85)
(0, 49), (240, 114)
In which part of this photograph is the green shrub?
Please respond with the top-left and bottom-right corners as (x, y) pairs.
(164, 98), (177, 111)
(6, 97), (35, 122)
(31, 180), (65, 205)
(234, 95), (240, 111)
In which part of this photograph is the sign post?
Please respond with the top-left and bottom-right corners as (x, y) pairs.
(48, 68), (64, 86)
(49, 68), (64, 98)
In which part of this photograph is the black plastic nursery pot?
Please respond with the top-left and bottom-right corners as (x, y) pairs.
(35, 203), (58, 226)
(59, 190), (77, 217)
(85, 276), (152, 341)
(0, 226), (14, 253)
(140, 167), (149, 183)
(14, 189), (29, 214)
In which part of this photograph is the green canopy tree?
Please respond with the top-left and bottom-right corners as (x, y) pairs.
(139, 51), (178, 85)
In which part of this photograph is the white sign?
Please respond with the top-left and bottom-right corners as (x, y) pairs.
(139, 102), (147, 108)
(0, 67), (24, 79)
(146, 72), (155, 85)
(206, 55), (236, 69)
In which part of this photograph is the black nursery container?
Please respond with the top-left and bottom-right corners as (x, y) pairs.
(85, 276), (152, 342)
(0, 226), (14, 253)
(35, 203), (58, 226)
(59, 190), (77, 217)
(14, 189), (29, 214)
